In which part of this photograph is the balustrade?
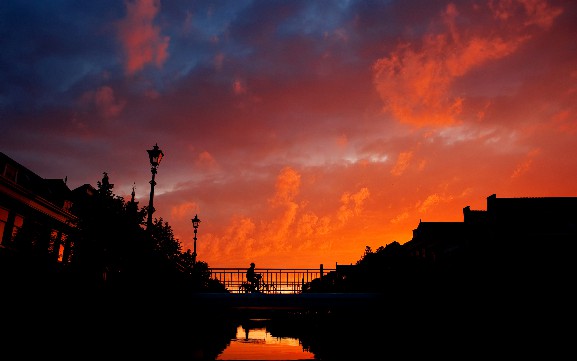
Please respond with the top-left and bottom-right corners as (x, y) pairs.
(210, 266), (334, 294)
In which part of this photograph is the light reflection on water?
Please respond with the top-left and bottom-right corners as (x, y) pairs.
(216, 319), (315, 360)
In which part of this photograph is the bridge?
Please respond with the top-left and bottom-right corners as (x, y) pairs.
(192, 292), (384, 312)
(209, 265), (335, 294)
(203, 266), (385, 315)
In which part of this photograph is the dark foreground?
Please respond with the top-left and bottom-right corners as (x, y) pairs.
(3, 280), (572, 360)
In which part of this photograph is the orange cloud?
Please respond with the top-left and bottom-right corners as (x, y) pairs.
(264, 168), (301, 246)
(196, 216), (261, 264)
(196, 150), (218, 169)
(118, 0), (169, 75)
(296, 213), (331, 238)
(199, 169), (374, 266)
(416, 193), (454, 213)
(511, 148), (541, 179)
(390, 211), (409, 224)
(233, 78), (247, 95)
(372, 1), (561, 127)
(337, 187), (370, 225)
(391, 151), (413, 176)
(336, 134), (348, 147)
(270, 167), (301, 206)
(489, 0), (563, 28)
(170, 202), (199, 221)
(552, 111), (577, 134)
(227, 217), (260, 259)
(80, 86), (126, 118)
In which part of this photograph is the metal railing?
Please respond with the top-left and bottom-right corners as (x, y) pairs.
(210, 266), (335, 294)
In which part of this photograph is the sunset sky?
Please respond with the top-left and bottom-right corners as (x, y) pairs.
(1, 0), (576, 269)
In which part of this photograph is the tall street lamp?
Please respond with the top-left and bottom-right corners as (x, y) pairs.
(191, 214), (201, 263)
(146, 143), (164, 231)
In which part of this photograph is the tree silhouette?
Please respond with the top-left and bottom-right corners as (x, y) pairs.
(67, 172), (225, 297)
(149, 217), (182, 260)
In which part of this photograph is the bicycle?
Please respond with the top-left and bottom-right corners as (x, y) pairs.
(260, 281), (277, 294)
(238, 279), (277, 294)
(238, 282), (253, 293)
(238, 277), (261, 293)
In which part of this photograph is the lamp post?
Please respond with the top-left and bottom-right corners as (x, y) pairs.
(146, 143), (164, 231)
(191, 214), (201, 263)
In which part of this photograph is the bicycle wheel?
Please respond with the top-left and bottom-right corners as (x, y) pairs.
(238, 283), (250, 293)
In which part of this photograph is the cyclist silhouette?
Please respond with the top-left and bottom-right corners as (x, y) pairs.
(246, 262), (262, 292)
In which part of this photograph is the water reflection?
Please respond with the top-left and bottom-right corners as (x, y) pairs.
(217, 318), (315, 360)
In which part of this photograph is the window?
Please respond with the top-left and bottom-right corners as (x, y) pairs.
(49, 230), (71, 263)
(10, 214), (24, 244)
(57, 240), (65, 262)
(2, 163), (18, 182)
(57, 233), (69, 263)
(63, 200), (73, 212)
(48, 229), (59, 254)
(64, 239), (74, 264)
(0, 207), (8, 244)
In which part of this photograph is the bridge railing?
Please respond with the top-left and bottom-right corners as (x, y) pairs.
(210, 267), (335, 294)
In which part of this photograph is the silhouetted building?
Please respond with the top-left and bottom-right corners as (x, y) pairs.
(405, 221), (466, 263)
(483, 193), (577, 237)
(0, 152), (78, 268)
(405, 193), (577, 287)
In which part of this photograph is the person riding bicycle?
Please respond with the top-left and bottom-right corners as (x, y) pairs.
(246, 262), (262, 292)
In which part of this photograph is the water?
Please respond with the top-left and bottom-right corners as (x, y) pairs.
(217, 319), (315, 360)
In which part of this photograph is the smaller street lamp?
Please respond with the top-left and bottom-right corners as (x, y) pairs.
(191, 214), (201, 263)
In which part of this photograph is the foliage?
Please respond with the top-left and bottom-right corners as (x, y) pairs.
(149, 217), (182, 261)
(303, 241), (432, 293)
(66, 172), (225, 295)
